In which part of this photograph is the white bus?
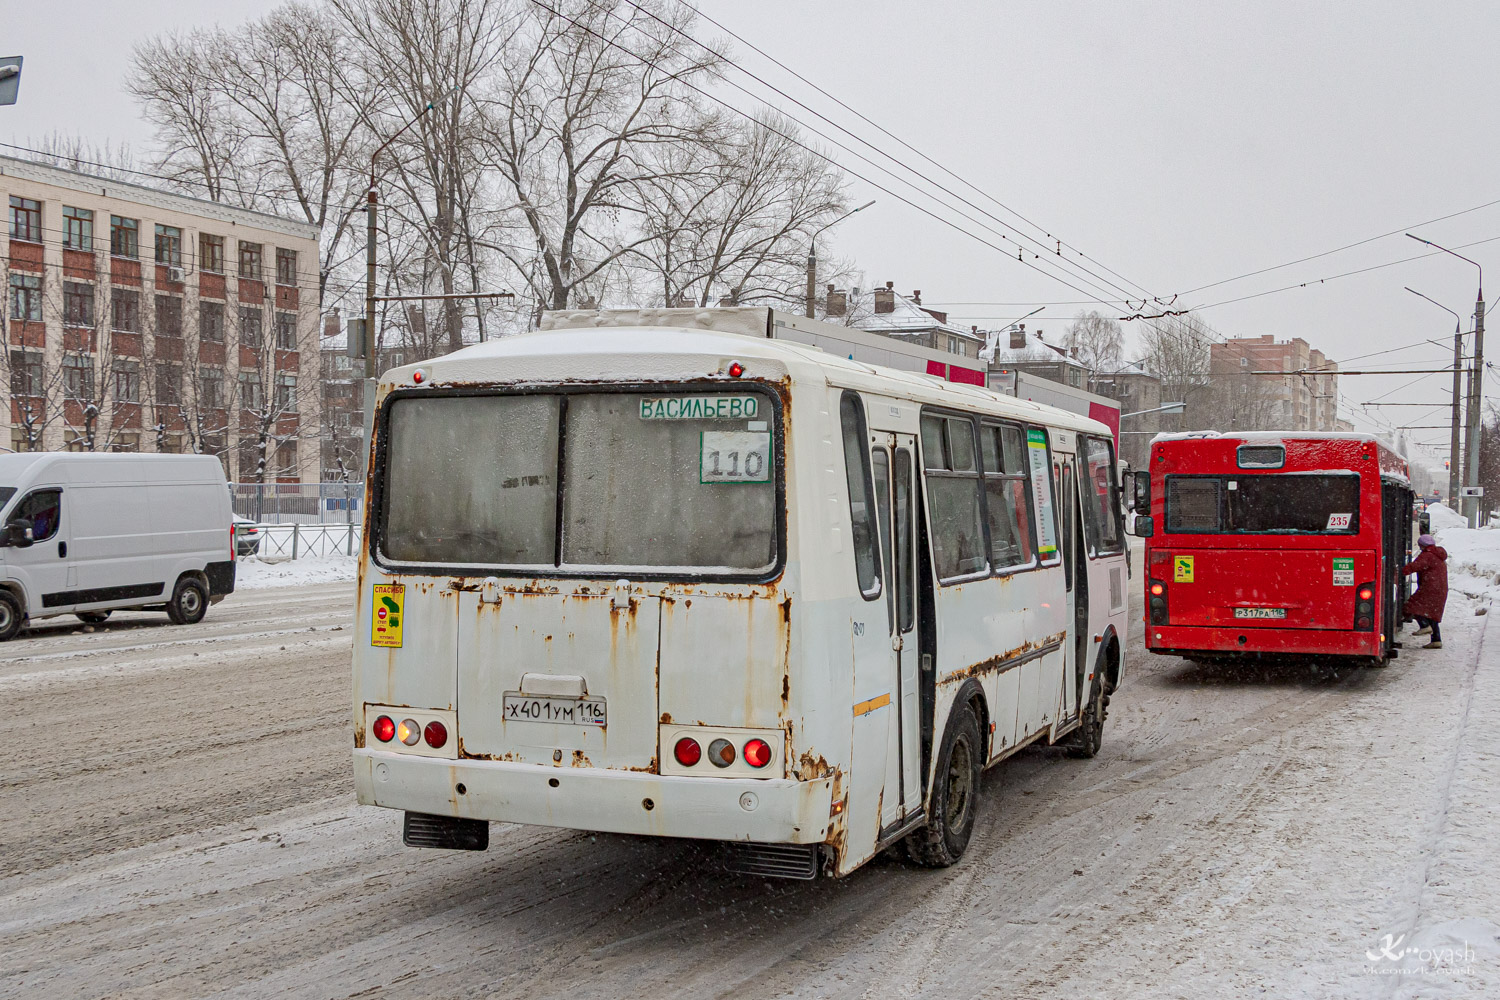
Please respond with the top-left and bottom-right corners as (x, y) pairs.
(352, 308), (1129, 879)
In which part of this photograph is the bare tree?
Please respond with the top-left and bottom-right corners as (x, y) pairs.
(1062, 310), (1124, 391)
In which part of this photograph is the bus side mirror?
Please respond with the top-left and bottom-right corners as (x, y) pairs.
(1132, 471), (1151, 514)
(1131, 514), (1155, 538)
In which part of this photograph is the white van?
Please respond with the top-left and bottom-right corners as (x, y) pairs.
(0, 452), (235, 640)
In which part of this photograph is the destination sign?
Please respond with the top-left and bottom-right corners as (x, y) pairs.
(639, 395), (759, 420)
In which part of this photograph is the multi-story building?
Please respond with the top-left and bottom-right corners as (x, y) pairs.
(1208, 334), (1340, 431)
(2, 154), (322, 482)
(984, 323), (1093, 388)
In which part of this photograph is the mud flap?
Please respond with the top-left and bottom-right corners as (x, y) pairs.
(403, 811), (489, 851)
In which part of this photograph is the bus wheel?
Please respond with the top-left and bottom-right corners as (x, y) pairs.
(1066, 681), (1107, 759)
(0, 591), (23, 641)
(906, 706), (981, 867)
(166, 577), (208, 626)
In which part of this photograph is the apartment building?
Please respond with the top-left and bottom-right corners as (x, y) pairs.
(1208, 334), (1340, 431)
(2, 154), (321, 482)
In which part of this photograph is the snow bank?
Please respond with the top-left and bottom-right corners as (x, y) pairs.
(1431, 506), (1500, 603)
(236, 554), (358, 590)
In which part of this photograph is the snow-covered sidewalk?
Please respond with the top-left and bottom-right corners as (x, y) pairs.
(1428, 502), (1500, 605)
(234, 553), (358, 590)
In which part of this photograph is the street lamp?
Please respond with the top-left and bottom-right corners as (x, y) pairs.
(805, 200), (875, 318)
(1404, 286), (1464, 507)
(1408, 233), (1484, 524)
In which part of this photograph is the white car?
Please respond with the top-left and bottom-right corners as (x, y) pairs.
(0, 453), (235, 639)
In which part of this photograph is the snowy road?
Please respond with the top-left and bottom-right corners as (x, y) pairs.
(2, 573), (1498, 998)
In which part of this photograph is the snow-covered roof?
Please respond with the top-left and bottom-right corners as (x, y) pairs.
(858, 290), (981, 340)
(986, 327), (1082, 365)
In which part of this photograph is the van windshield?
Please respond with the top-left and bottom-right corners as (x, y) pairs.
(379, 391), (778, 574)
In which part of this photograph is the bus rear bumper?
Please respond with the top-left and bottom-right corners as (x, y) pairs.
(1145, 624), (1381, 658)
(353, 749), (837, 845)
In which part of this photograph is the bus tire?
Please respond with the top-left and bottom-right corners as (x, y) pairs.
(1065, 680), (1107, 759)
(906, 705), (981, 868)
(166, 577), (208, 626)
(0, 590), (23, 641)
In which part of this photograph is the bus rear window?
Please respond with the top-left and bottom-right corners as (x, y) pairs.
(380, 391), (777, 574)
(1166, 474), (1360, 534)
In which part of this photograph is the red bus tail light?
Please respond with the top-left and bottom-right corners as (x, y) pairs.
(1355, 581), (1375, 631)
(1148, 579), (1169, 625)
(673, 737), (702, 767)
(373, 715), (395, 742)
(743, 738), (772, 769)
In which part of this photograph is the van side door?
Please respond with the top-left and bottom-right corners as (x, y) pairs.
(4, 488), (75, 615)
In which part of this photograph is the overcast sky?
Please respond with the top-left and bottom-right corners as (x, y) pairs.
(7, 0), (1499, 471)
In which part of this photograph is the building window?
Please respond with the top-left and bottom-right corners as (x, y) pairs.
(8, 273), (41, 321)
(8, 196), (41, 242)
(155, 364), (182, 406)
(110, 215), (139, 258)
(200, 233), (225, 274)
(111, 432), (140, 453)
(9, 350), (44, 397)
(63, 206), (94, 250)
(198, 301), (224, 343)
(154, 225), (182, 266)
(155, 294), (183, 338)
(238, 241), (263, 281)
(275, 373), (298, 412)
(276, 248), (297, 286)
(63, 356), (95, 401)
(200, 367), (224, 409)
(111, 287), (141, 332)
(113, 360), (141, 403)
(237, 371), (264, 410)
(239, 306), (263, 349)
(64, 281), (95, 327)
(274, 438), (298, 475)
(275, 311), (298, 350)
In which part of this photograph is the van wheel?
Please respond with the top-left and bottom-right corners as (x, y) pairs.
(0, 591), (23, 641)
(166, 578), (208, 625)
(76, 611), (112, 625)
(1065, 681), (1108, 758)
(905, 705), (981, 867)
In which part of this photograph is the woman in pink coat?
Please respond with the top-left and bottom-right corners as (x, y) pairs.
(1402, 535), (1449, 649)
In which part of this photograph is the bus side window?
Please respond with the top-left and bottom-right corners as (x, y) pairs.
(980, 422), (1035, 571)
(872, 447), (895, 625)
(840, 392), (882, 600)
(921, 413), (988, 582)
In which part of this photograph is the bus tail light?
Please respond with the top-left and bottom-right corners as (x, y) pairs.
(423, 721), (448, 749)
(1355, 582), (1375, 631)
(708, 738), (736, 768)
(673, 737), (702, 767)
(373, 715), (395, 743)
(743, 738), (772, 769)
(397, 718), (422, 746)
(1149, 578), (1169, 625)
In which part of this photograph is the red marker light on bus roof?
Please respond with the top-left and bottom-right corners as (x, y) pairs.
(727, 360), (744, 378)
(412, 369), (425, 383)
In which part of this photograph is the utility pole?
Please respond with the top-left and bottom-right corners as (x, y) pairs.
(1405, 287), (1464, 507)
(1408, 234), (1485, 525)
(805, 200), (875, 319)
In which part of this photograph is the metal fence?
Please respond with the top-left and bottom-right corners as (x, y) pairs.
(231, 481), (365, 524)
(249, 522), (363, 560)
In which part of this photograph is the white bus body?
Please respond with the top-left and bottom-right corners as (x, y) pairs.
(352, 309), (1129, 878)
(0, 452), (234, 639)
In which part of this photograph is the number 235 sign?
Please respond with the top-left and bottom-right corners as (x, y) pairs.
(700, 431), (771, 483)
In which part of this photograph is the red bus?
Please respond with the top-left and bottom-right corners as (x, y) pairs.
(1129, 433), (1414, 666)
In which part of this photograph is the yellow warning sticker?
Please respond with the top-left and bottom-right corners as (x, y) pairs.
(1174, 555), (1195, 583)
(371, 584), (404, 647)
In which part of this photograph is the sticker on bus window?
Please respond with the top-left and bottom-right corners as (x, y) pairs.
(639, 396), (758, 420)
(1026, 429), (1058, 557)
(372, 584), (404, 647)
(1326, 512), (1352, 531)
(1174, 555), (1195, 583)
(700, 431), (771, 483)
(1332, 558), (1354, 586)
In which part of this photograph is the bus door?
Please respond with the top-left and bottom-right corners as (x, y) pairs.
(871, 435), (923, 829)
(1059, 456), (1090, 717)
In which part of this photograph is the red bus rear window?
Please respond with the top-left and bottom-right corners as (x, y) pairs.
(1166, 473), (1360, 534)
